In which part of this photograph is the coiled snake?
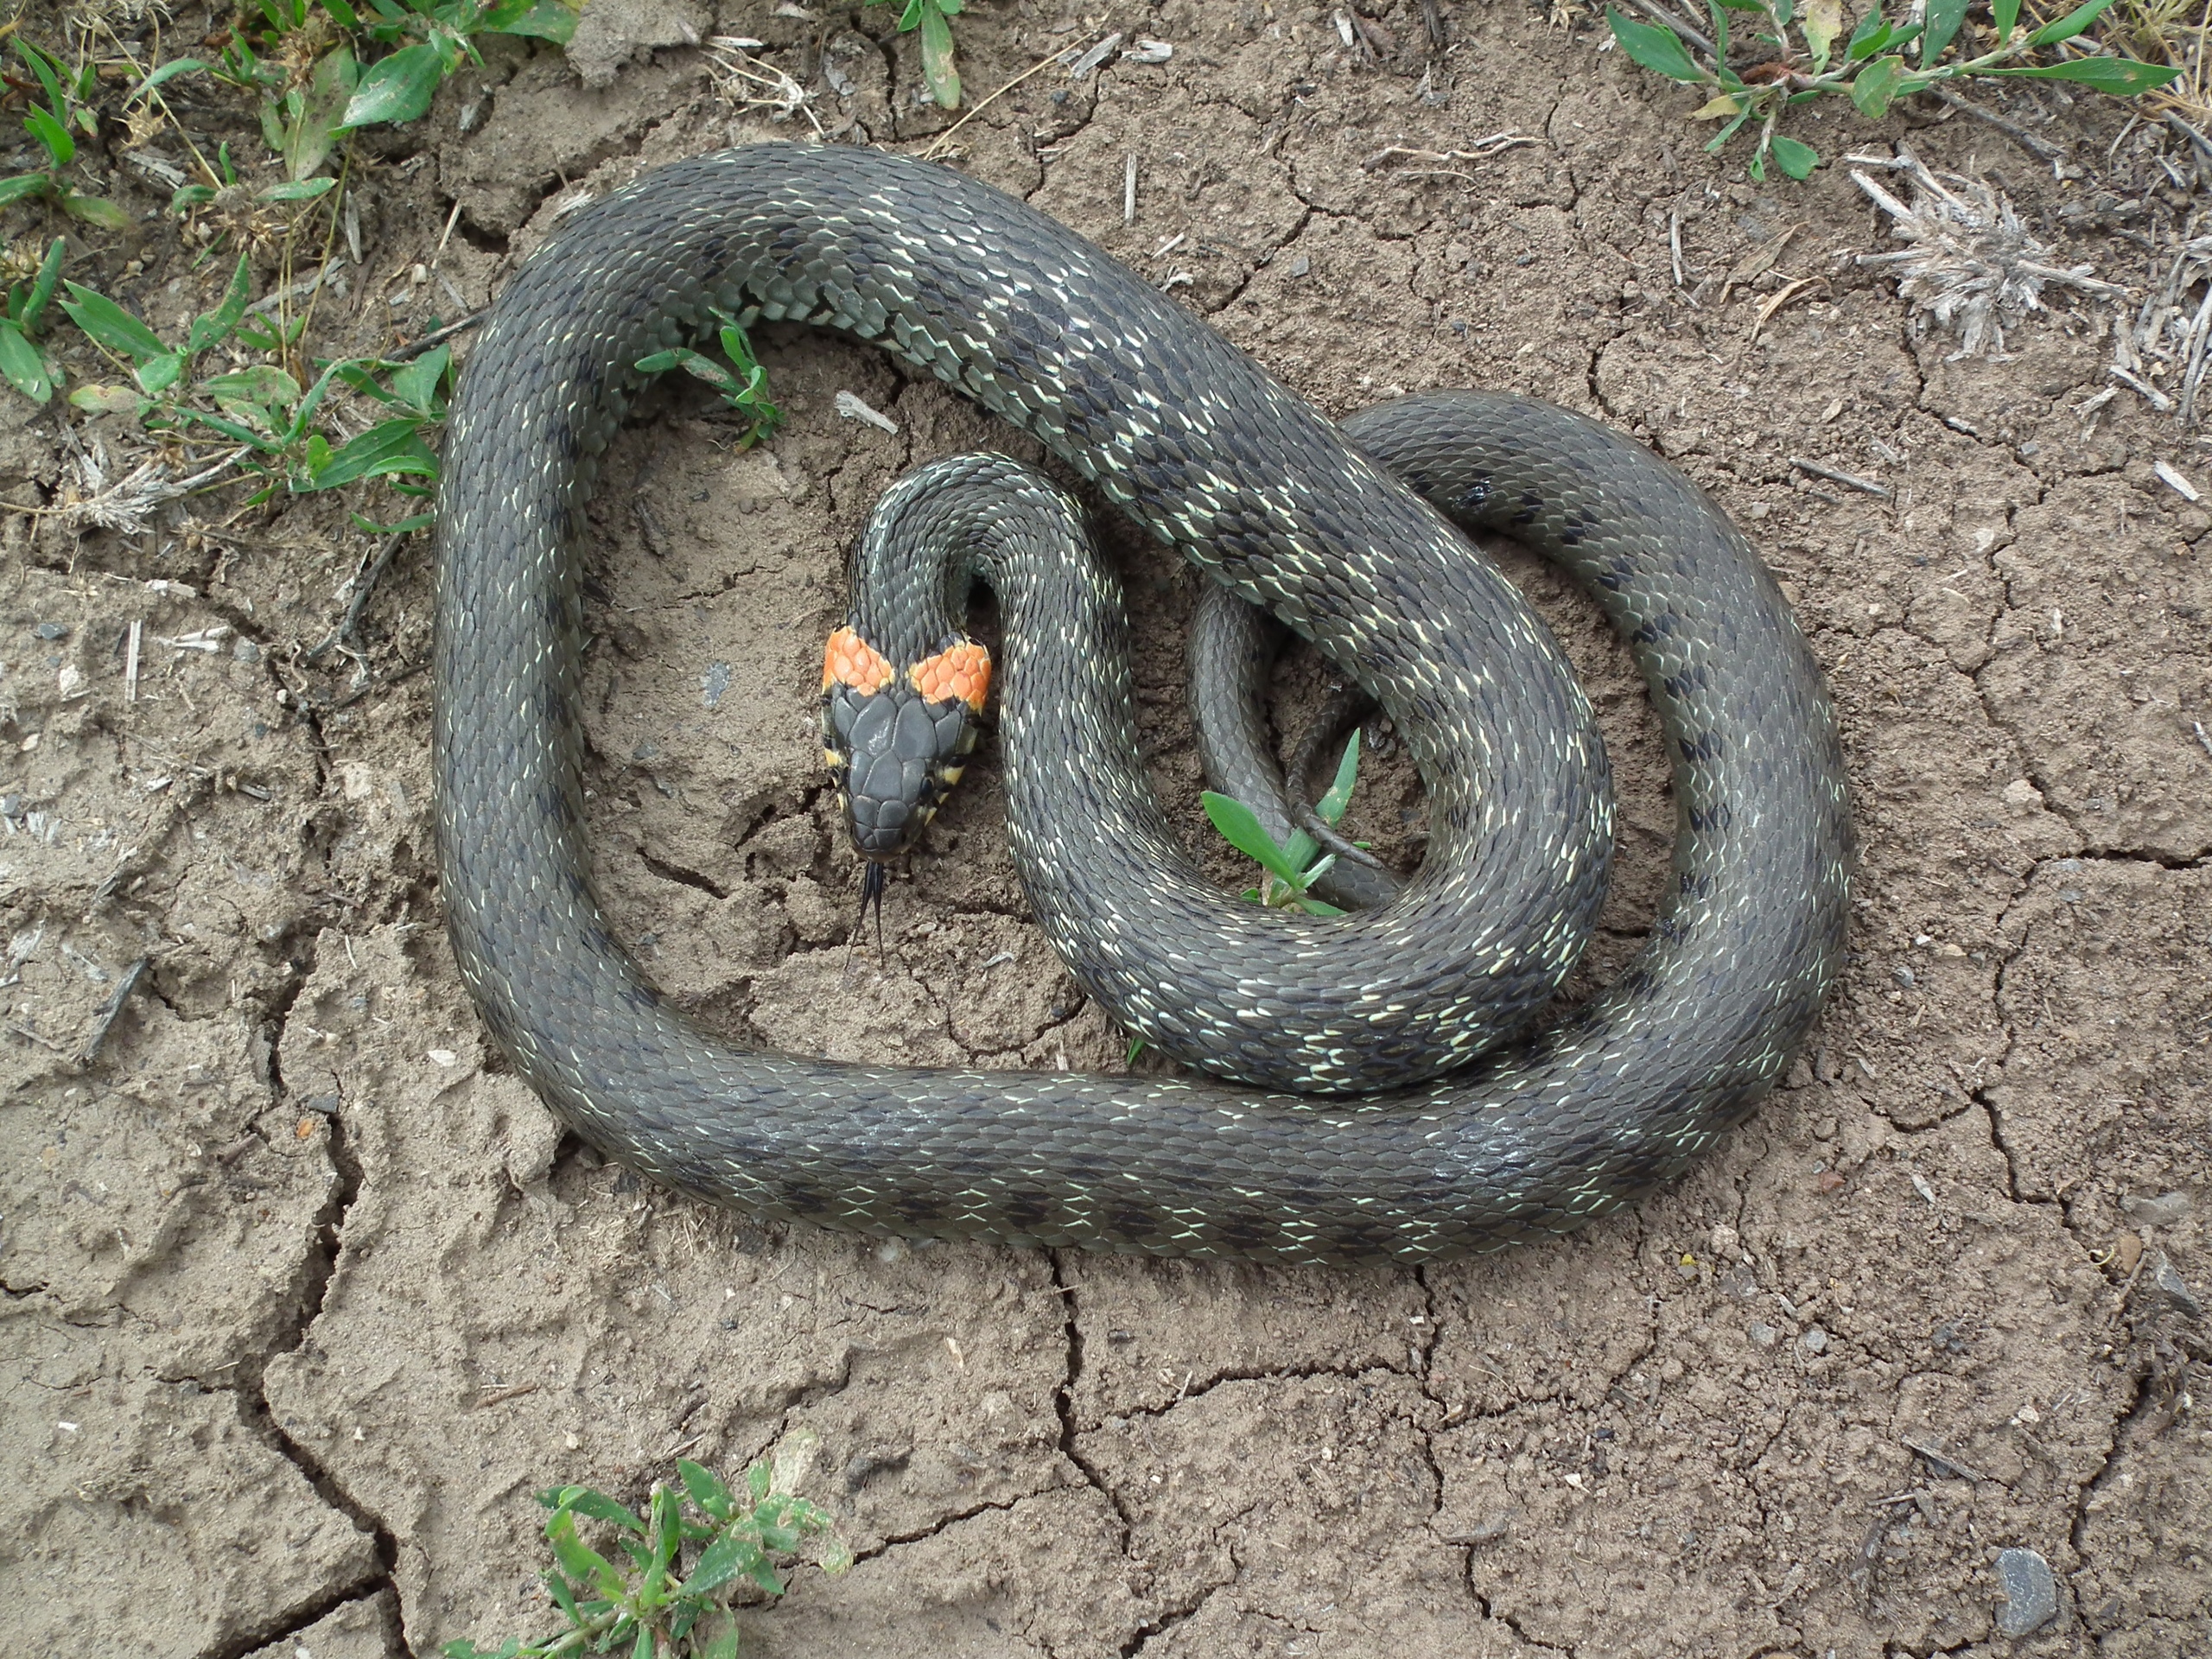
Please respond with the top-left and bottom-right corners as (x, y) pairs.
(434, 143), (1851, 1262)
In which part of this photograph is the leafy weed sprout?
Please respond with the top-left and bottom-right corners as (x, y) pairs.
(443, 1444), (851, 1659)
(635, 309), (786, 448)
(0, 39), (130, 230)
(868, 0), (967, 108)
(54, 252), (454, 527)
(1127, 734), (1364, 1065)
(1201, 730), (1365, 920)
(1609, 0), (2182, 181)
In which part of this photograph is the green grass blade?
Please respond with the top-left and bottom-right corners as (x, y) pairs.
(0, 321), (54, 403)
(1200, 791), (1306, 885)
(1316, 730), (1361, 826)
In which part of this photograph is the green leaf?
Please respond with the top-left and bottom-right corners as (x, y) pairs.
(1919, 0), (1968, 62)
(1606, 7), (1704, 81)
(0, 175), (50, 207)
(543, 1485), (647, 1533)
(1770, 134), (1819, 178)
(62, 194), (130, 231)
(133, 349), (184, 396)
(130, 58), (207, 101)
(170, 183), (218, 213)
(343, 41), (448, 127)
(747, 1462), (772, 1503)
(542, 1568), (581, 1622)
(19, 237), (62, 336)
(1851, 53), (1906, 117)
(1988, 56), (2182, 92)
(918, 1), (961, 107)
(204, 365), (304, 412)
(285, 45), (358, 177)
(24, 105), (75, 169)
(305, 422), (437, 486)
(16, 41), (68, 119)
(639, 1485), (683, 1600)
(635, 346), (738, 394)
(678, 1460), (736, 1523)
(1299, 898), (1346, 916)
(68, 383), (143, 415)
(306, 419), (442, 488)
(1847, 9), (1891, 59)
(1993, 0), (2021, 37)
(1317, 730), (1362, 827)
(483, 0), (580, 42)
(188, 255), (256, 353)
(2027, 0), (2116, 45)
(322, 0), (361, 25)
(702, 1623), (740, 1659)
(389, 343), (451, 415)
(0, 321), (53, 403)
(1200, 791), (1307, 886)
(680, 1529), (772, 1599)
(630, 1629), (654, 1659)
(60, 283), (170, 361)
(1802, 0), (1842, 70)
(263, 175), (340, 201)
(173, 404), (284, 449)
(545, 1511), (627, 1599)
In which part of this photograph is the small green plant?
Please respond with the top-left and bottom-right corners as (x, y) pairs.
(1200, 731), (1363, 919)
(0, 41), (130, 229)
(1608, 0), (2182, 181)
(336, 0), (581, 129)
(155, 0), (576, 183)
(868, 0), (965, 108)
(0, 238), (68, 403)
(57, 256), (454, 513)
(443, 1446), (851, 1659)
(636, 310), (785, 448)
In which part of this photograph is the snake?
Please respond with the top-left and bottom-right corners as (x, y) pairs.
(434, 143), (1852, 1262)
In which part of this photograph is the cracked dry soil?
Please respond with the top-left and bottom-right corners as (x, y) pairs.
(3, 3), (2209, 1656)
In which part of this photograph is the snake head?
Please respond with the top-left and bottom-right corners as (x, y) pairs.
(820, 626), (991, 860)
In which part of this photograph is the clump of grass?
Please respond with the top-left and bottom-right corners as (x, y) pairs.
(443, 1439), (851, 1659)
(1609, 0), (2181, 181)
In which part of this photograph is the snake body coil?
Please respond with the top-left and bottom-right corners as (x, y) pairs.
(434, 144), (1851, 1262)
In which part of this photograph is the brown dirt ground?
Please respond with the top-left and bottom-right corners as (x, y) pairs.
(3, 2), (2209, 1656)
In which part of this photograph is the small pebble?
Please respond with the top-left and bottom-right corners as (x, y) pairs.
(1802, 1327), (1829, 1355)
(1995, 1547), (2058, 1637)
(2121, 1192), (2193, 1229)
(2152, 1253), (2202, 1319)
(1747, 1321), (1778, 1348)
(35, 622), (67, 640)
(1893, 966), (1916, 989)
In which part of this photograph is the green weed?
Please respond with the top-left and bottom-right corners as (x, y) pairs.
(1610, 0), (2182, 181)
(149, 0), (577, 188)
(1200, 731), (1363, 918)
(60, 254), (452, 518)
(0, 237), (69, 404)
(442, 1442), (851, 1659)
(868, 0), (966, 108)
(635, 309), (785, 448)
(0, 40), (130, 230)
